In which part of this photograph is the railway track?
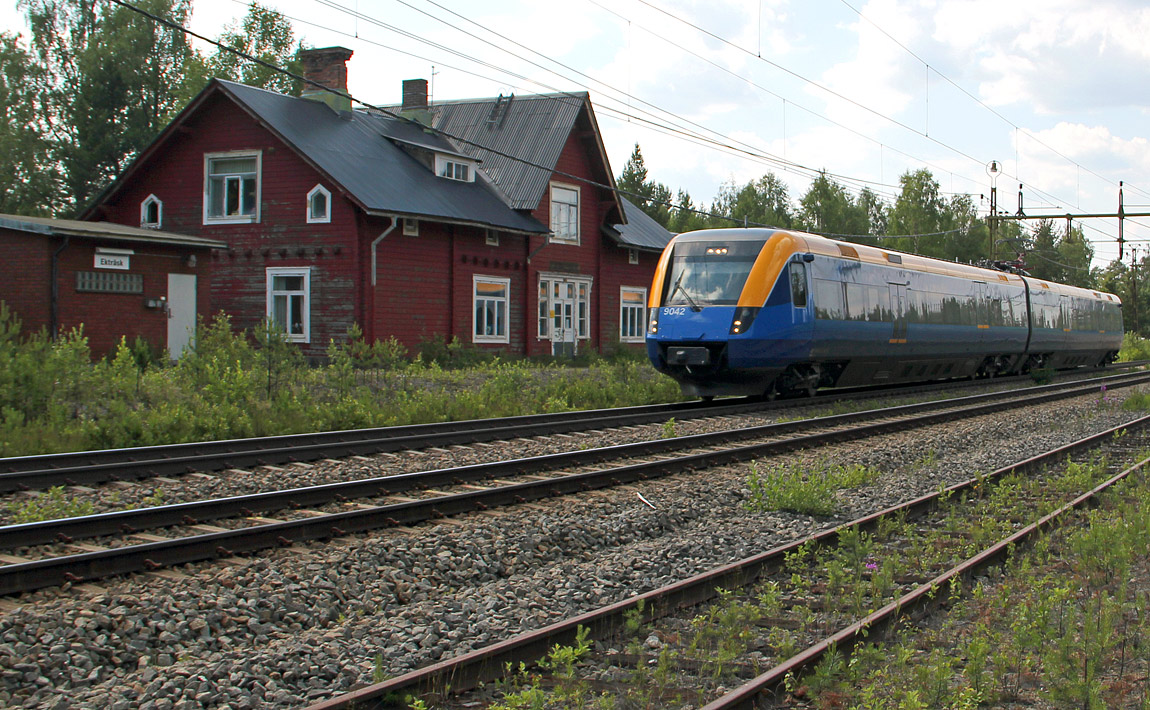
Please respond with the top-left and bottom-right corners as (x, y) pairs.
(306, 413), (1150, 710)
(0, 363), (1139, 493)
(1, 370), (1145, 598)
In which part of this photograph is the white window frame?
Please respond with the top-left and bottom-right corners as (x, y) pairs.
(403, 218), (420, 237)
(549, 182), (580, 244)
(266, 267), (311, 343)
(536, 273), (593, 341)
(620, 286), (647, 342)
(485, 229), (499, 246)
(306, 184), (331, 224)
(204, 150), (261, 224)
(140, 194), (162, 229)
(473, 275), (510, 344)
(435, 154), (475, 182)
(628, 248), (639, 265)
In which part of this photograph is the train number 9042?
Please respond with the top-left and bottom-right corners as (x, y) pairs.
(662, 306), (688, 316)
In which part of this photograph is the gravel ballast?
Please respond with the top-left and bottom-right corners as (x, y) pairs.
(0, 389), (1143, 709)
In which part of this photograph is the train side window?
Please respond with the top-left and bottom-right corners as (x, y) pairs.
(845, 282), (867, 321)
(789, 263), (808, 307)
(814, 279), (844, 320)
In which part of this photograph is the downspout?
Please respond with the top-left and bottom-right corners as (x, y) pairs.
(50, 236), (70, 340)
(371, 216), (398, 286)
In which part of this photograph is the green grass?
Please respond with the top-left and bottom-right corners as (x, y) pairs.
(744, 460), (881, 516)
(0, 306), (684, 457)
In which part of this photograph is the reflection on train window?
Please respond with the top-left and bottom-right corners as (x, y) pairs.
(814, 279), (844, 320)
(789, 263), (808, 307)
(665, 256), (756, 306)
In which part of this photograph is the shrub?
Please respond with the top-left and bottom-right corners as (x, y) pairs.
(1117, 331), (1150, 362)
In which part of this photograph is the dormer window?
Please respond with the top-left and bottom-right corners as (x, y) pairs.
(307, 184), (331, 223)
(140, 194), (162, 229)
(435, 154), (475, 182)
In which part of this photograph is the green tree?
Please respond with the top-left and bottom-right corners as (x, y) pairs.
(206, 2), (305, 96)
(1097, 256), (1145, 335)
(709, 172), (793, 229)
(0, 32), (62, 214)
(616, 143), (672, 227)
(887, 168), (946, 255)
(1055, 224), (1095, 288)
(669, 188), (704, 234)
(797, 172), (870, 239)
(18, 0), (204, 211)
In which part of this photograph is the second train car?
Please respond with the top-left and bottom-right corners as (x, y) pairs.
(646, 228), (1123, 399)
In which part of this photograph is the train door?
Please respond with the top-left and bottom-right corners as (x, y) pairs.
(888, 283), (908, 344)
(551, 281), (577, 357)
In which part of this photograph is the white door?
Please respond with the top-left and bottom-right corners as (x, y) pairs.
(167, 273), (197, 360)
(551, 281), (577, 357)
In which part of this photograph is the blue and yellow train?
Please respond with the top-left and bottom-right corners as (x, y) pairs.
(646, 228), (1123, 399)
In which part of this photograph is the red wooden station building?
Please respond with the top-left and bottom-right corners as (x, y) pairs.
(80, 46), (672, 359)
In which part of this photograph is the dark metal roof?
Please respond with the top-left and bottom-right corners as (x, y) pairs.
(217, 81), (548, 235)
(0, 213), (226, 249)
(426, 93), (586, 210)
(377, 92), (595, 211)
(603, 197), (675, 252)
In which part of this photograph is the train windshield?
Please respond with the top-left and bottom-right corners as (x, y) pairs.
(664, 239), (766, 306)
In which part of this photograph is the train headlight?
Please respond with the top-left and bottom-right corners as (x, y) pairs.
(648, 307), (659, 335)
(729, 306), (761, 335)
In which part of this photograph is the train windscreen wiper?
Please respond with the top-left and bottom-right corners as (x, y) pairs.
(670, 271), (703, 312)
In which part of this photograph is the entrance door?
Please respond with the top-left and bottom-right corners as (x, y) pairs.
(888, 283), (907, 344)
(167, 273), (197, 360)
(551, 281), (577, 357)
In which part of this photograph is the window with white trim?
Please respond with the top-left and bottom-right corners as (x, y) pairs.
(536, 275), (593, 340)
(266, 267), (311, 343)
(140, 194), (162, 229)
(435, 154), (475, 182)
(549, 183), (579, 243)
(485, 230), (499, 246)
(205, 152), (260, 223)
(628, 248), (639, 265)
(473, 276), (510, 343)
(620, 287), (647, 342)
(306, 184), (331, 223)
(403, 218), (419, 236)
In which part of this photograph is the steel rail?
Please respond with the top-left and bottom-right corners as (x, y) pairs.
(303, 414), (1150, 710)
(2, 371), (1146, 553)
(701, 439), (1150, 709)
(0, 363), (1138, 492)
(1, 373), (1145, 598)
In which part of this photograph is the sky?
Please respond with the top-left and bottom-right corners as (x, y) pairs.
(6, 0), (1150, 269)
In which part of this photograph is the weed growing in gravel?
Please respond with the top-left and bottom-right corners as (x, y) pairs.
(661, 417), (678, 439)
(743, 460), (880, 516)
(7, 486), (95, 523)
(793, 457), (1150, 709)
(490, 626), (615, 710)
(686, 588), (763, 679)
(1121, 391), (1150, 411)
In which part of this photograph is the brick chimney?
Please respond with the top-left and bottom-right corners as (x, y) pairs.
(400, 79), (432, 126)
(300, 47), (354, 112)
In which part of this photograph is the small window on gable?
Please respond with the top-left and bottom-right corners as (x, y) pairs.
(486, 230), (499, 246)
(628, 249), (639, 265)
(435, 154), (475, 182)
(140, 194), (162, 229)
(403, 218), (419, 237)
(307, 185), (331, 223)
